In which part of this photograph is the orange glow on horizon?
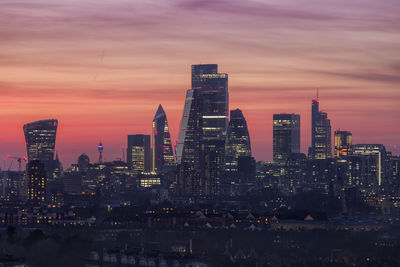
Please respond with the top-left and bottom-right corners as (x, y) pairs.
(0, 0), (399, 168)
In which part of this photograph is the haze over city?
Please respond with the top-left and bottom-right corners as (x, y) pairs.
(1, 0), (399, 168)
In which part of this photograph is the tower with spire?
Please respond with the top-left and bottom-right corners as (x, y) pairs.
(309, 89), (331, 159)
(98, 142), (103, 163)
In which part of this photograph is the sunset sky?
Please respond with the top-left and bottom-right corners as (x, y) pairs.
(0, 0), (399, 169)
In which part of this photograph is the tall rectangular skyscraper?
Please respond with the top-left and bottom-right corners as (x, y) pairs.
(178, 64), (229, 197)
(127, 134), (151, 174)
(309, 98), (331, 159)
(192, 64), (229, 157)
(273, 113), (300, 162)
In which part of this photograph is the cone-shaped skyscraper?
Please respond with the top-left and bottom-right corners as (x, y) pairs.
(152, 104), (175, 172)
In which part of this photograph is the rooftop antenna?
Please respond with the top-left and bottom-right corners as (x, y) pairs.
(317, 88), (319, 101)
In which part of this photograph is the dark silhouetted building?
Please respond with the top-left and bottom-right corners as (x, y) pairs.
(27, 160), (46, 204)
(63, 172), (82, 194)
(78, 153), (90, 173)
(334, 130), (352, 158)
(76, 153), (96, 191)
(204, 151), (221, 196)
(225, 109), (251, 173)
(23, 119), (58, 172)
(127, 134), (151, 175)
(309, 97), (331, 159)
(1, 171), (22, 202)
(352, 144), (386, 187)
(49, 153), (63, 181)
(152, 104), (175, 173)
(282, 153), (307, 195)
(237, 156), (256, 183)
(273, 113), (300, 162)
(138, 172), (161, 188)
(305, 158), (337, 193)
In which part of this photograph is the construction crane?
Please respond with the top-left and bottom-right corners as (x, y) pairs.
(7, 155), (27, 172)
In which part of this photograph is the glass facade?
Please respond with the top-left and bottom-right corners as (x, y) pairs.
(225, 109), (252, 173)
(23, 119), (58, 171)
(273, 113), (300, 162)
(352, 144), (386, 187)
(310, 99), (331, 159)
(152, 104), (175, 173)
(127, 135), (151, 175)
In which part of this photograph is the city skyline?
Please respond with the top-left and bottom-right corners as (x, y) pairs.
(1, 0), (400, 168)
(1, 2), (400, 266)
(1, 82), (399, 169)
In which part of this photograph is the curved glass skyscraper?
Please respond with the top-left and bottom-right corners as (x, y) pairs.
(23, 119), (58, 170)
